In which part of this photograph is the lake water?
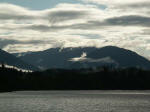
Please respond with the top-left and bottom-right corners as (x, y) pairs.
(0, 91), (150, 112)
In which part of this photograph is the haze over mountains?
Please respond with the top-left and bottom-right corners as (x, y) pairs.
(11, 46), (150, 70)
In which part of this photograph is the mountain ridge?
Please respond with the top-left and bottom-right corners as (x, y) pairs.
(0, 49), (38, 71)
(13, 46), (150, 70)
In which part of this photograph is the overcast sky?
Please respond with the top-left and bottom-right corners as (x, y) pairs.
(0, 0), (150, 58)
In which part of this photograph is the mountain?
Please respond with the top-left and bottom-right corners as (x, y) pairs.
(17, 46), (150, 70)
(87, 46), (150, 69)
(0, 49), (38, 71)
(71, 46), (150, 69)
(17, 47), (97, 69)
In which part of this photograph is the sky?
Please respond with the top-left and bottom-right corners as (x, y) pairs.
(0, 0), (150, 58)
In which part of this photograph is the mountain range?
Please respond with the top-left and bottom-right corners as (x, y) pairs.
(0, 49), (38, 71)
(11, 46), (150, 70)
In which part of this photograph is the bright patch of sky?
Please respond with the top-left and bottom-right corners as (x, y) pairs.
(0, 0), (81, 9)
(0, 0), (107, 10)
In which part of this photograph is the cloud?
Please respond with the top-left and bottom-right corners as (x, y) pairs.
(105, 15), (150, 27)
(0, 3), (96, 23)
(0, 4), (38, 20)
(21, 15), (150, 32)
(0, 38), (48, 49)
(0, 39), (18, 48)
(81, 0), (150, 5)
(70, 52), (87, 61)
(0, 2), (150, 58)
(47, 10), (89, 25)
(69, 52), (115, 63)
(81, 0), (150, 15)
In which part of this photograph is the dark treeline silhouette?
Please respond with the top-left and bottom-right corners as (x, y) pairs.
(0, 65), (150, 92)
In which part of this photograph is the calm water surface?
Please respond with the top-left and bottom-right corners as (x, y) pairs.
(0, 91), (150, 112)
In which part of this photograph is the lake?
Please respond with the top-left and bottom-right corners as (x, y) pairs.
(0, 91), (150, 112)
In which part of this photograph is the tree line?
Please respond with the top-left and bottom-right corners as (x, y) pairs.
(0, 64), (150, 92)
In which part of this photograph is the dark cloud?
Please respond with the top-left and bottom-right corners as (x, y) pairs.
(106, 15), (150, 26)
(0, 13), (35, 20)
(119, 2), (150, 9)
(48, 10), (88, 24)
(73, 15), (150, 28)
(0, 39), (18, 48)
(0, 39), (48, 49)
(23, 20), (106, 31)
(24, 24), (67, 31)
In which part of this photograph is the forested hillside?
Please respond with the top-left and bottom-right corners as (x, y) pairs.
(0, 65), (150, 92)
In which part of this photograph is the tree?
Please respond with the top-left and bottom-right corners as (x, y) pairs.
(1, 62), (5, 69)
